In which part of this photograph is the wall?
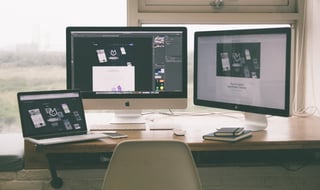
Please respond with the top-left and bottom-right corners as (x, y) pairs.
(1, 165), (320, 190)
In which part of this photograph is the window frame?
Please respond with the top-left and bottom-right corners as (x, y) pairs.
(127, 0), (306, 114)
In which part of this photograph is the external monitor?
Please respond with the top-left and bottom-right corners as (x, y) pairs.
(66, 27), (187, 124)
(194, 27), (291, 131)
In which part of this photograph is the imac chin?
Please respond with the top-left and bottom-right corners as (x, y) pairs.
(82, 98), (187, 124)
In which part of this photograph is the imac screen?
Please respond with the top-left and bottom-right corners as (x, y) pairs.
(194, 27), (291, 130)
(66, 27), (187, 123)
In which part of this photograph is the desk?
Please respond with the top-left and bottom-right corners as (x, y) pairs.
(24, 115), (320, 188)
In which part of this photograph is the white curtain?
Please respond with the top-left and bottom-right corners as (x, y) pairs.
(304, 0), (320, 116)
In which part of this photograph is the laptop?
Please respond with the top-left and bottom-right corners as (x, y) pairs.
(17, 90), (108, 145)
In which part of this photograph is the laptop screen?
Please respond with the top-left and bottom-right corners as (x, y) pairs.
(18, 90), (87, 138)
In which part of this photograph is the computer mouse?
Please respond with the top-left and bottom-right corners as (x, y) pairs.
(173, 128), (186, 136)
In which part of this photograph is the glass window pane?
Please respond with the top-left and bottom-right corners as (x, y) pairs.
(0, 0), (127, 133)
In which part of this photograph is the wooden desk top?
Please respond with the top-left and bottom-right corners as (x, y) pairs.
(30, 115), (320, 153)
(24, 115), (320, 169)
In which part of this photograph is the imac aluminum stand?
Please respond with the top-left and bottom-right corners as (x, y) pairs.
(244, 112), (268, 131)
(110, 110), (146, 124)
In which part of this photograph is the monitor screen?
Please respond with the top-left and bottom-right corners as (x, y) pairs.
(66, 27), (187, 123)
(194, 27), (291, 130)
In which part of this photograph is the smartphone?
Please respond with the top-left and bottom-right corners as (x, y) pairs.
(104, 132), (128, 139)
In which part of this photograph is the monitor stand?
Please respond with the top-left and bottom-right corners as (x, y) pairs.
(243, 112), (268, 131)
(110, 110), (146, 124)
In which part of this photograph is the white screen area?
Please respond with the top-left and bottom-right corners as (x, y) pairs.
(197, 33), (287, 109)
(92, 66), (135, 92)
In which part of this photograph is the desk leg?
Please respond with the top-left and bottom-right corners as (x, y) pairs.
(46, 154), (63, 189)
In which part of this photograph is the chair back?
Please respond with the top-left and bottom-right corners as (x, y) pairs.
(101, 140), (202, 190)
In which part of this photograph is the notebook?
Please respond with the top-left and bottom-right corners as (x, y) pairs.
(17, 90), (108, 145)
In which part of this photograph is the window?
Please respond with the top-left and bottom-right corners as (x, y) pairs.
(130, 0), (305, 115)
(144, 24), (293, 112)
(0, 0), (127, 133)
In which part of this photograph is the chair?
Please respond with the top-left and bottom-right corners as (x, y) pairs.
(101, 140), (202, 190)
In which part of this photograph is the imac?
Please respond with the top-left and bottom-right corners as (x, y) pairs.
(66, 27), (187, 124)
(194, 27), (291, 131)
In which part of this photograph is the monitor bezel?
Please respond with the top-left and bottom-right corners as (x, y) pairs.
(193, 27), (291, 117)
(66, 26), (188, 110)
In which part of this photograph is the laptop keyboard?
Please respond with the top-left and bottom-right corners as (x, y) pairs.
(35, 133), (108, 144)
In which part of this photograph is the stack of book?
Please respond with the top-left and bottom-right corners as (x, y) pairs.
(203, 127), (252, 142)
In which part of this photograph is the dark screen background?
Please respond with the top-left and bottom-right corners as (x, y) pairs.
(72, 37), (153, 92)
(20, 97), (86, 137)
